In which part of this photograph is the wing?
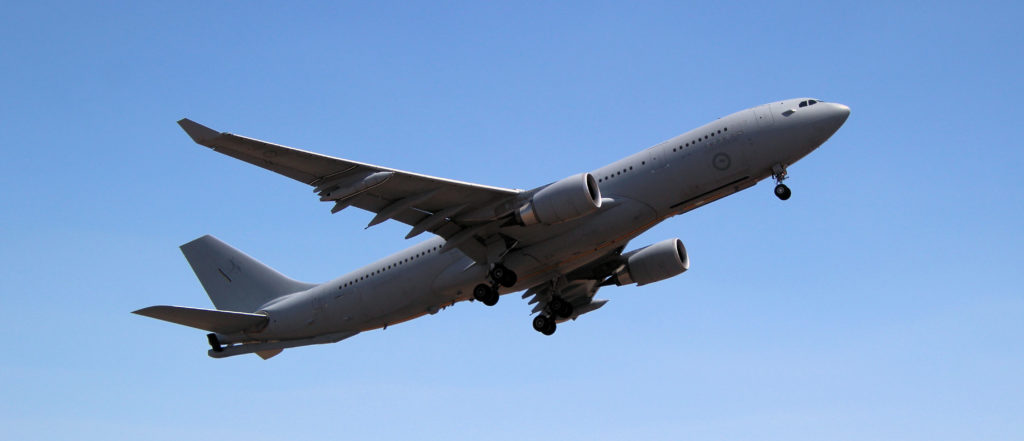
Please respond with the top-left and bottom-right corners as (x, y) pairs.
(178, 119), (522, 261)
(520, 246), (627, 322)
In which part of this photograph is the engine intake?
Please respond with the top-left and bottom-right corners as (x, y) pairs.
(516, 173), (602, 226)
(613, 238), (690, 286)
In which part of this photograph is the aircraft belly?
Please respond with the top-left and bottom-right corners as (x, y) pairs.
(345, 254), (464, 330)
(514, 197), (658, 277)
(431, 254), (490, 299)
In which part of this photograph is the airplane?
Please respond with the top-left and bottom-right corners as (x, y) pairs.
(134, 98), (850, 359)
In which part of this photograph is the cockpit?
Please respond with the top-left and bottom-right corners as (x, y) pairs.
(798, 99), (821, 108)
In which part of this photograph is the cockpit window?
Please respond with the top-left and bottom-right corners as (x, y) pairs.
(808, 99), (818, 105)
(799, 100), (807, 107)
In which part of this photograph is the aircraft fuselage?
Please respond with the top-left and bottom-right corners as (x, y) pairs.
(236, 99), (850, 345)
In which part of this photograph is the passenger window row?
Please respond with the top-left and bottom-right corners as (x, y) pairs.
(339, 244), (443, 289)
(673, 127), (729, 153)
(597, 126), (730, 183)
(598, 165), (635, 183)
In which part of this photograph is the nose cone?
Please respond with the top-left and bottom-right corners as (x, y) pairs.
(828, 102), (850, 128)
(817, 102), (850, 137)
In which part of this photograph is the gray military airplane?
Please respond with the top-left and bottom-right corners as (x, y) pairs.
(135, 98), (849, 359)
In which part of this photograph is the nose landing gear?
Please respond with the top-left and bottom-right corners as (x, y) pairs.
(772, 163), (792, 201)
(774, 183), (791, 200)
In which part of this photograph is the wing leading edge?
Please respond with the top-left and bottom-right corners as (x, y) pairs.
(178, 119), (522, 261)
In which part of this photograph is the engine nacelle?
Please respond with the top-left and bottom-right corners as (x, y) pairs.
(613, 238), (690, 286)
(516, 173), (602, 226)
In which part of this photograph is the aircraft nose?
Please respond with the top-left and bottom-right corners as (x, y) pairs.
(818, 102), (850, 135)
(830, 102), (850, 125)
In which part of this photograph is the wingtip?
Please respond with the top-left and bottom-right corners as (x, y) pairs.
(177, 118), (221, 145)
(132, 305), (163, 317)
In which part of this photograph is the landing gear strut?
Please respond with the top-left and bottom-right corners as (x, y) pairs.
(772, 163), (792, 201)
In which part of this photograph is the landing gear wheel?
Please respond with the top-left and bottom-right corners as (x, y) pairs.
(482, 293), (498, 306)
(473, 284), (499, 306)
(548, 297), (575, 318)
(490, 264), (518, 288)
(774, 183), (792, 201)
(532, 314), (556, 335)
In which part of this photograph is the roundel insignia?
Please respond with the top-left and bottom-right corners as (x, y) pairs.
(712, 152), (731, 171)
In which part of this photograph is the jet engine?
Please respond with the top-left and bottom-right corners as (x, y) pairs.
(516, 173), (602, 226)
(610, 238), (690, 286)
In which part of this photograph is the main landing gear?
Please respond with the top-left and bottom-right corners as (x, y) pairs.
(472, 263), (518, 307)
(772, 163), (792, 201)
(473, 284), (499, 306)
(532, 296), (575, 336)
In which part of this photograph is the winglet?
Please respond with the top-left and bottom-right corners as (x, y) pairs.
(177, 118), (221, 146)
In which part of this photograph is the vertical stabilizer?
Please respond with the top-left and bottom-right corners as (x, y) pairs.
(180, 235), (316, 312)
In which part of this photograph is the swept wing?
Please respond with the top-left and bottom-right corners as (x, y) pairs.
(178, 119), (522, 261)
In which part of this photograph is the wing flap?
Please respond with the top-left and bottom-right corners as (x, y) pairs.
(133, 305), (268, 334)
(177, 119), (523, 262)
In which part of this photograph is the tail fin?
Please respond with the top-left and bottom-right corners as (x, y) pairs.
(180, 235), (316, 312)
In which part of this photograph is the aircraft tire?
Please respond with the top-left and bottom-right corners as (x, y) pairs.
(499, 269), (517, 287)
(774, 184), (792, 201)
(532, 314), (552, 334)
(542, 319), (556, 335)
(474, 283), (496, 305)
(491, 265), (518, 288)
(483, 291), (499, 306)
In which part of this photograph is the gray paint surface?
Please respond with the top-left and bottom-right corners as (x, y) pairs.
(135, 98), (850, 358)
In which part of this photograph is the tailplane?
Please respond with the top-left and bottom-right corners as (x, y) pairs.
(133, 305), (267, 334)
(179, 235), (315, 312)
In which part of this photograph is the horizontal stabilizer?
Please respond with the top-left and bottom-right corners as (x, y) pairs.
(133, 305), (267, 334)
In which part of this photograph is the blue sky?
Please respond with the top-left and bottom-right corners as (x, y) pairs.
(2, 1), (1021, 440)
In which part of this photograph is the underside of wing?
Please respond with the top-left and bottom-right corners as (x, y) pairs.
(520, 246), (626, 322)
(178, 119), (523, 261)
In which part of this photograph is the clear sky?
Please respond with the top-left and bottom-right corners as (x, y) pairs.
(2, 1), (1021, 440)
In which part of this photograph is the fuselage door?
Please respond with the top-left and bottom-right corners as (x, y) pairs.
(753, 105), (774, 127)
